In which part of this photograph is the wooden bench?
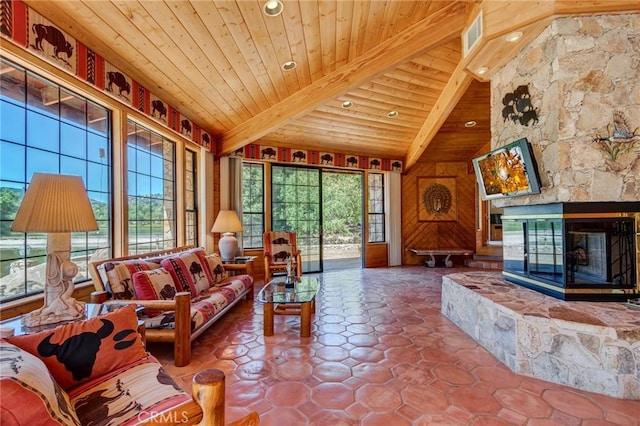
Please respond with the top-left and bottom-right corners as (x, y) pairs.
(411, 248), (474, 268)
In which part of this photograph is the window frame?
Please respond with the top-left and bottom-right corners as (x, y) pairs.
(184, 148), (198, 247)
(368, 172), (386, 243)
(0, 58), (112, 302)
(125, 119), (177, 254)
(241, 162), (265, 249)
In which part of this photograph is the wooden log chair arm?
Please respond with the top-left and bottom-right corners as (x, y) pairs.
(138, 368), (260, 425)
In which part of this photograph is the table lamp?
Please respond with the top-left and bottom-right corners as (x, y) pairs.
(11, 173), (98, 326)
(211, 210), (243, 261)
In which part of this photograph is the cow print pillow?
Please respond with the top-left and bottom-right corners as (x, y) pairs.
(6, 305), (147, 390)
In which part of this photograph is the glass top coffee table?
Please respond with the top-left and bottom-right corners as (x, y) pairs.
(257, 276), (320, 337)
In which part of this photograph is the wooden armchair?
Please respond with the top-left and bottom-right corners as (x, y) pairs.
(263, 231), (302, 282)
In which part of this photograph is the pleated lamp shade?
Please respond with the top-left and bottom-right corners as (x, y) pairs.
(211, 210), (243, 233)
(11, 173), (98, 233)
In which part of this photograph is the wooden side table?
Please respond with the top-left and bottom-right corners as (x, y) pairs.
(222, 256), (256, 277)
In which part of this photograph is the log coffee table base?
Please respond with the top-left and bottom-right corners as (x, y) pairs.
(263, 300), (314, 337)
(258, 277), (320, 338)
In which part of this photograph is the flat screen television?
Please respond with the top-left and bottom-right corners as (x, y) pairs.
(472, 138), (541, 200)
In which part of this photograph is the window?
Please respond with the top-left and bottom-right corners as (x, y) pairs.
(127, 120), (176, 253)
(241, 162), (264, 248)
(185, 149), (198, 246)
(368, 173), (385, 243)
(0, 58), (112, 302)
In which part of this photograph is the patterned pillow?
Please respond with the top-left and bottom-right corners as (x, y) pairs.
(205, 253), (228, 285)
(98, 260), (161, 300)
(160, 248), (214, 297)
(266, 231), (296, 264)
(132, 268), (178, 301)
(6, 305), (147, 390)
(68, 355), (190, 426)
(0, 340), (81, 425)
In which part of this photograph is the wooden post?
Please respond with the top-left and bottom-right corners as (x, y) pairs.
(174, 292), (192, 367)
(193, 369), (225, 426)
(263, 302), (274, 336)
(192, 369), (261, 426)
(300, 301), (311, 338)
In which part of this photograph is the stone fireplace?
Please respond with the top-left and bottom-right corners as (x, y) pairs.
(489, 13), (640, 300)
(442, 13), (640, 398)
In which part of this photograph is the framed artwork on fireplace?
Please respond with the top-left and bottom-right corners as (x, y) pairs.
(417, 177), (457, 222)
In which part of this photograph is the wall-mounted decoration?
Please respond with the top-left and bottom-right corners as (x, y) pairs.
(592, 110), (640, 160)
(28, 11), (76, 72)
(233, 144), (403, 173)
(501, 84), (539, 126)
(418, 177), (457, 222)
(319, 152), (334, 165)
(2, 0), (214, 151)
(291, 150), (307, 163)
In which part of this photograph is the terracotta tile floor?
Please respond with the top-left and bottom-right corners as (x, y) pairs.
(151, 267), (640, 425)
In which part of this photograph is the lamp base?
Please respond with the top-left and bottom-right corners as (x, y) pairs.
(218, 232), (238, 261)
(23, 233), (86, 327)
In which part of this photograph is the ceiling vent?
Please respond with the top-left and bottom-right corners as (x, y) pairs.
(463, 11), (483, 57)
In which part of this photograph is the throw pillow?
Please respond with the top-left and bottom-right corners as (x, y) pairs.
(132, 268), (178, 301)
(132, 268), (178, 317)
(0, 340), (81, 425)
(160, 248), (214, 297)
(205, 253), (228, 285)
(7, 305), (147, 390)
(98, 260), (161, 300)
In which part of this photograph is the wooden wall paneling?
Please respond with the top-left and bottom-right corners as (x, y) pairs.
(402, 159), (476, 266)
(364, 243), (389, 268)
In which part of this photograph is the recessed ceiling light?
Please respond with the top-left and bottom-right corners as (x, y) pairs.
(476, 66), (489, 75)
(282, 61), (296, 70)
(263, 0), (283, 17)
(341, 100), (353, 109)
(464, 120), (477, 128)
(387, 110), (399, 118)
(505, 31), (523, 42)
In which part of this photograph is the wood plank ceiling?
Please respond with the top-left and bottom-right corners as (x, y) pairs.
(21, 1), (638, 170)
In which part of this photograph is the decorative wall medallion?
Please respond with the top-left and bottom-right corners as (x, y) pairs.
(501, 84), (539, 126)
(418, 177), (457, 222)
(592, 110), (640, 160)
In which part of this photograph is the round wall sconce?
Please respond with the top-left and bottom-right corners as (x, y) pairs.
(263, 0), (284, 17)
(282, 61), (297, 70)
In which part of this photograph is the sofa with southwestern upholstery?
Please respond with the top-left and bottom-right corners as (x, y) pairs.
(0, 305), (259, 425)
(89, 246), (254, 367)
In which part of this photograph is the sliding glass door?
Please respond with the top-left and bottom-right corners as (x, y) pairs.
(271, 165), (321, 273)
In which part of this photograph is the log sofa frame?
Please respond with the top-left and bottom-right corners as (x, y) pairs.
(89, 246), (252, 367)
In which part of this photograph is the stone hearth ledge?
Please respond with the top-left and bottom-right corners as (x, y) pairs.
(441, 271), (640, 399)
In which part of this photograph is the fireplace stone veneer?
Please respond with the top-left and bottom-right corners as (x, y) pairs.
(441, 271), (640, 399)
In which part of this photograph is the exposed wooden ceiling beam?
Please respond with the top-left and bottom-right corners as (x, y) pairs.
(219, 1), (466, 155)
(404, 61), (474, 170)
